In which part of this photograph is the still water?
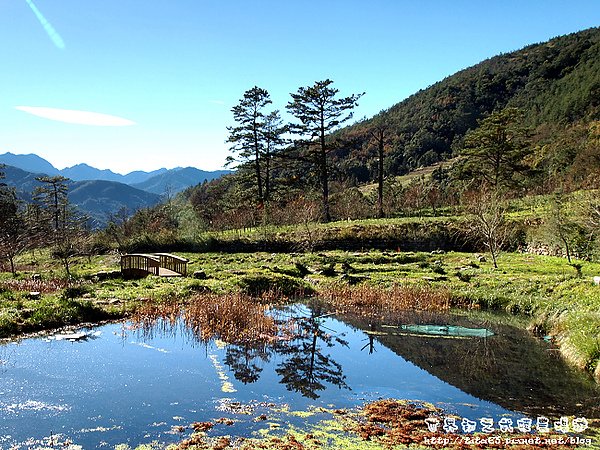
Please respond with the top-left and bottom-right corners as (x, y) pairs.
(0, 306), (598, 448)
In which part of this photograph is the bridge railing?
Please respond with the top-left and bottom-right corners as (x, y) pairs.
(121, 254), (160, 277)
(155, 253), (189, 276)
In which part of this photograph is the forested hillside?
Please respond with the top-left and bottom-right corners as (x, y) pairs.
(337, 26), (600, 180)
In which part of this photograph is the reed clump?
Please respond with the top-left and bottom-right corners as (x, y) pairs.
(131, 293), (278, 346)
(322, 285), (454, 320)
(184, 293), (278, 345)
(130, 299), (181, 339)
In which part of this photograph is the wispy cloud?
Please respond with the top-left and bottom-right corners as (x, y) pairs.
(15, 106), (136, 126)
(24, 0), (65, 50)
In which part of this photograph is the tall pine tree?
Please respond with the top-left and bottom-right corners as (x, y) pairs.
(262, 110), (287, 201)
(33, 175), (87, 276)
(0, 167), (28, 275)
(286, 79), (363, 222)
(33, 175), (70, 232)
(459, 108), (531, 190)
(368, 114), (393, 218)
(226, 87), (272, 205)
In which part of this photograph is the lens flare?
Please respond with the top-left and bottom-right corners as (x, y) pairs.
(24, 0), (65, 50)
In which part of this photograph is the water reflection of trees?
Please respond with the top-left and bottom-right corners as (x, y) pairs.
(224, 344), (270, 384)
(340, 312), (600, 418)
(361, 324), (377, 354)
(222, 305), (350, 399)
(273, 305), (349, 399)
(0, 344), (15, 373)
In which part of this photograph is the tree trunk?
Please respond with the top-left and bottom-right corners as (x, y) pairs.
(9, 255), (16, 277)
(377, 141), (384, 219)
(63, 256), (71, 278)
(308, 327), (318, 383)
(265, 146), (271, 201)
(320, 124), (331, 223)
(563, 236), (572, 263)
(254, 147), (263, 204)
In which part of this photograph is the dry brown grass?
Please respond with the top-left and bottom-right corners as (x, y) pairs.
(0, 278), (70, 294)
(192, 421), (215, 432)
(129, 300), (181, 339)
(322, 285), (456, 321)
(131, 292), (278, 346)
(184, 293), (278, 345)
(357, 399), (574, 449)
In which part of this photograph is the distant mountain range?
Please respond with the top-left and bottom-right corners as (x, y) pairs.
(0, 152), (230, 226)
(61, 163), (169, 185)
(0, 152), (60, 177)
(1, 165), (161, 227)
(0, 152), (229, 193)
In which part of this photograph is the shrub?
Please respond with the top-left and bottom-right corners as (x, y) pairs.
(62, 284), (93, 299)
(185, 281), (212, 294)
(236, 271), (314, 298)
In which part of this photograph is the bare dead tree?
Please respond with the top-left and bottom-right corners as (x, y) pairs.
(368, 114), (393, 218)
(462, 189), (508, 269)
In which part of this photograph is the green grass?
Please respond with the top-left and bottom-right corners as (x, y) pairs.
(0, 294), (117, 338)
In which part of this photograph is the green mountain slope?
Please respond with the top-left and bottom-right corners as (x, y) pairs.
(337, 27), (600, 180)
(68, 180), (161, 226)
(152, 28), (600, 228)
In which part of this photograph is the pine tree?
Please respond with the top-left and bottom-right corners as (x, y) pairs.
(262, 110), (287, 201)
(33, 175), (70, 232)
(226, 87), (272, 205)
(33, 175), (87, 276)
(0, 167), (29, 275)
(368, 114), (393, 218)
(286, 79), (363, 222)
(460, 108), (531, 190)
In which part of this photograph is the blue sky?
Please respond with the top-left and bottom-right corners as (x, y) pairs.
(0, 1), (598, 174)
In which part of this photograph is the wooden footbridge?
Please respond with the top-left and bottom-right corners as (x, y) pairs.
(120, 253), (189, 278)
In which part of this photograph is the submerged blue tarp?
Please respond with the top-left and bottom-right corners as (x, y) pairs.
(381, 324), (494, 338)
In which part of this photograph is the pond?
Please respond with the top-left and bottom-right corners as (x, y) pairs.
(1, 304), (599, 449)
